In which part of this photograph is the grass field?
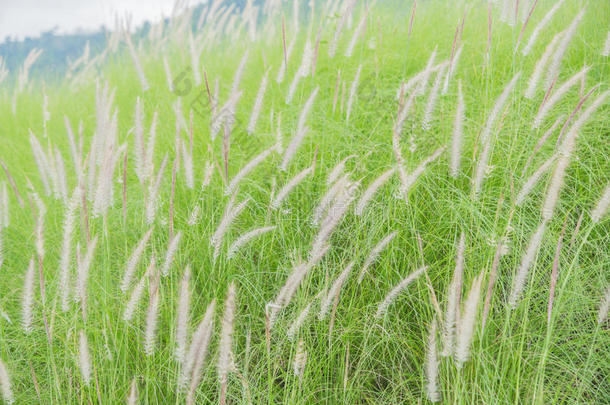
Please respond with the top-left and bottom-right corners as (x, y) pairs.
(0, 0), (609, 403)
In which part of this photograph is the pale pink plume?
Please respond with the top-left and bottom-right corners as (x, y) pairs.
(357, 231), (398, 284)
(455, 272), (484, 367)
(591, 183), (610, 223)
(442, 233), (465, 357)
(508, 221), (547, 308)
(375, 266), (427, 318)
(425, 319), (440, 402)
(218, 282), (237, 405)
(0, 358), (14, 404)
(79, 330), (92, 386)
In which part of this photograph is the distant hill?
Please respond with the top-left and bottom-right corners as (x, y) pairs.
(0, 28), (109, 82)
(0, 1), (222, 83)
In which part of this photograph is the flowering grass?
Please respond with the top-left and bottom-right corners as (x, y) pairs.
(0, 0), (609, 403)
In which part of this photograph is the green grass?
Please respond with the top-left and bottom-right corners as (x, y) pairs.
(0, 0), (609, 403)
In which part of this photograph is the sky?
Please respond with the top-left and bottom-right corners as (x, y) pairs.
(0, 0), (201, 42)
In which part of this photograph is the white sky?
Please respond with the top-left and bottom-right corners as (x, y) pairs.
(0, 0), (202, 42)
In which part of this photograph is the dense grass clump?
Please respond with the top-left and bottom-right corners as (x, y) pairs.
(0, 0), (609, 403)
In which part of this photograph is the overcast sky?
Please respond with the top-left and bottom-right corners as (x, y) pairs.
(0, 0), (202, 42)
